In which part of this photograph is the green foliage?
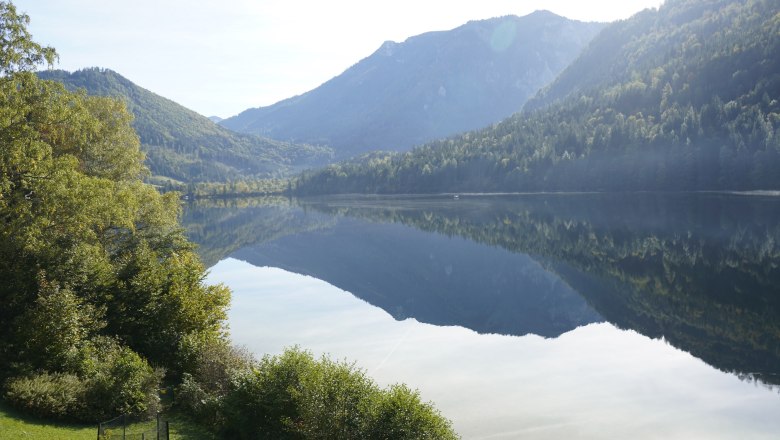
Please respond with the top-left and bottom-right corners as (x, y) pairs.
(4, 373), (85, 421)
(175, 336), (255, 424)
(0, 1), (56, 74)
(10, 278), (103, 374)
(293, 0), (780, 194)
(216, 348), (458, 440)
(108, 238), (231, 370)
(38, 68), (334, 183)
(75, 337), (164, 421)
(177, 336), (254, 396)
(165, 178), (290, 198)
(4, 338), (163, 422)
(367, 384), (456, 440)
(0, 1), (229, 424)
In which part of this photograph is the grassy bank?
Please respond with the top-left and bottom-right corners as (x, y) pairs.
(0, 401), (215, 439)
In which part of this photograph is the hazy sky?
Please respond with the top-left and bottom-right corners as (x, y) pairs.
(17, 0), (663, 118)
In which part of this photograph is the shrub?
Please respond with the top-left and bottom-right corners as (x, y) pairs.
(9, 277), (103, 376)
(175, 336), (254, 426)
(215, 347), (459, 439)
(175, 373), (223, 426)
(4, 337), (163, 423)
(367, 384), (458, 440)
(76, 337), (164, 421)
(177, 333), (255, 395)
(4, 373), (87, 420)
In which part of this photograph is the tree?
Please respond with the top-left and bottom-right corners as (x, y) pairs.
(0, 1), (56, 75)
(0, 0), (230, 422)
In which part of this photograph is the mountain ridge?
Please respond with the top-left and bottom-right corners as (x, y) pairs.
(38, 68), (333, 183)
(292, 0), (780, 194)
(221, 12), (605, 157)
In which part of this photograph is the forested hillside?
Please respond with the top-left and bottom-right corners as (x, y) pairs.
(293, 0), (780, 194)
(222, 12), (604, 157)
(39, 68), (333, 183)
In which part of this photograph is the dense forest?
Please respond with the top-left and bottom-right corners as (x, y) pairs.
(38, 68), (333, 184)
(292, 0), (780, 194)
(0, 3), (457, 437)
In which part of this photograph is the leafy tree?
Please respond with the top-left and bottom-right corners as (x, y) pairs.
(0, 0), (229, 422)
(0, 1), (56, 74)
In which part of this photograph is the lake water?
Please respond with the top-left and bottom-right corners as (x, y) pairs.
(184, 193), (780, 439)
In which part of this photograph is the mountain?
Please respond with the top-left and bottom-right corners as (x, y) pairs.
(292, 0), (780, 195)
(221, 12), (605, 157)
(38, 68), (333, 183)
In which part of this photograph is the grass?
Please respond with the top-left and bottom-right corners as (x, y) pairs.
(0, 401), (216, 440)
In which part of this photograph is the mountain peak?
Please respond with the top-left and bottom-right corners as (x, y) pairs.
(221, 15), (605, 157)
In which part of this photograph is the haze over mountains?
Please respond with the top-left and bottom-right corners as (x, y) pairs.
(295, 0), (780, 194)
(36, 0), (779, 195)
(221, 11), (605, 157)
(38, 68), (333, 183)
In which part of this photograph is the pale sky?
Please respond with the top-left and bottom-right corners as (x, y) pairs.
(17, 0), (664, 118)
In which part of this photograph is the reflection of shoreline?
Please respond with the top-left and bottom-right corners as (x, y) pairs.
(184, 194), (780, 387)
(722, 190), (780, 197)
(231, 217), (602, 338)
(299, 194), (780, 387)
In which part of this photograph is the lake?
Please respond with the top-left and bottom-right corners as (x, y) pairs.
(183, 193), (780, 439)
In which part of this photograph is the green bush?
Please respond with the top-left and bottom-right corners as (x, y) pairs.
(177, 334), (254, 395)
(175, 373), (222, 427)
(367, 384), (458, 440)
(4, 337), (163, 423)
(4, 373), (86, 420)
(76, 337), (164, 421)
(175, 336), (254, 426)
(216, 347), (458, 439)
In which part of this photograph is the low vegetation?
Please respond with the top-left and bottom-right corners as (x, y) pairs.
(0, 400), (216, 440)
(177, 346), (458, 440)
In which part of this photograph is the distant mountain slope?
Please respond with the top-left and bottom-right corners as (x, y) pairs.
(221, 11), (604, 157)
(525, 0), (780, 110)
(38, 68), (333, 183)
(293, 0), (780, 194)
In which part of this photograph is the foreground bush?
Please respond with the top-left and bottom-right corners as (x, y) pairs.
(4, 373), (85, 420)
(198, 347), (458, 439)
(4, 337), (162, 422)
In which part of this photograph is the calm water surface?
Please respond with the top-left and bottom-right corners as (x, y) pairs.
(185, 194), (780, 439)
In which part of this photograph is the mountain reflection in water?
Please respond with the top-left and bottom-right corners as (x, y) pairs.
(183, 193), (780, 387)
